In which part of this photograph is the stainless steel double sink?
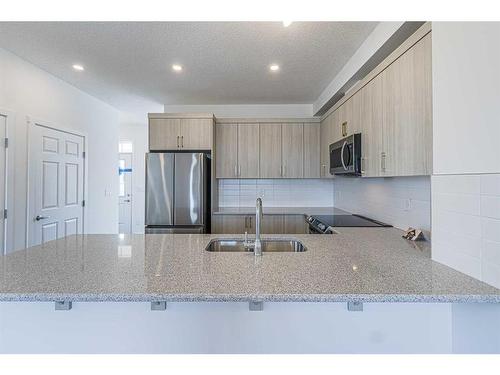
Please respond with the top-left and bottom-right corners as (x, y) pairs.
(205, 239), (306, 253)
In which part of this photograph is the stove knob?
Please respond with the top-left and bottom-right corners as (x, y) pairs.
(318, 223), (326, 231)
(307, 216), (314, 223)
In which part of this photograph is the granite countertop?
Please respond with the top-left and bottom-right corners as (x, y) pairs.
(213, 207), (349, 215)
(0, 228), (499, 303)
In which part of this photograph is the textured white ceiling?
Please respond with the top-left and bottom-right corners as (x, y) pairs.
(0, 22), (378, 113)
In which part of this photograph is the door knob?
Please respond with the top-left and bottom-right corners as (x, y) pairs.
(35, 215), (50, 221)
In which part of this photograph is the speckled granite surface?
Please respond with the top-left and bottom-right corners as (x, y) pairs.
(213, 207), (348, 215)
(0, 228), (499, 303)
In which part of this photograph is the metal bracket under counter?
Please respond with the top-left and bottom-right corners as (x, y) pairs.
(347, 301), (363, 312)
(151, 301), (167, 311)
(55, 301), (72, 311)
(249, 301), (263, 311)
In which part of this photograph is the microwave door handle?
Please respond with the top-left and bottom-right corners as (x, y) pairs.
(340, 141), (348, 170)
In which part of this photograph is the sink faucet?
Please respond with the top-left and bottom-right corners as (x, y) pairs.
(254, 198), (263, 256)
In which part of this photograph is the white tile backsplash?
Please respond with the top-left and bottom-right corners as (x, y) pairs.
(218, 179), (334, 208)
(333, 176), (431, 233)
(432, 173), (500, 289)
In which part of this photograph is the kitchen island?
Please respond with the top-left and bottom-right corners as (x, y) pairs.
(1, 228), (499, 353)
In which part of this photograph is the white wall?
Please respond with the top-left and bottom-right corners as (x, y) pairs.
(0, 47), (120, 251)
(333, 176), (431, 234)
(432, 22), (500, 175)
(163, 104), (313, 118)
(431, 22), (500, 288)
(0, 301), (453, 354)
(119, 115), (149, 234)
(218, 179), (334, 208)
(432, 174), (500, 286)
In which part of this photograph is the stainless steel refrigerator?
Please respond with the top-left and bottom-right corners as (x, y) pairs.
(145, 152), (211, 234)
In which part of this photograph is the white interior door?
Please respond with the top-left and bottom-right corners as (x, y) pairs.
(0, 115), (6, 253)
(118, 153), (132, 234)
(29, 123), (84, 246)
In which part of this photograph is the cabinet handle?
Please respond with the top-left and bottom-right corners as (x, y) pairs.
(342, 121), (348, 137)
(181, 135), (184, 148)
(244, 216), (248, 228)
(234, 165), (238, 177)
(238, 165), (241, 177)
(249, 217), (252, 227)
(282, 165), (286, 177)
(177, 135), (179, 148)
(381, 152), (386, 172)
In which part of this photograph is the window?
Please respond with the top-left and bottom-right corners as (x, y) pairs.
(119, 141), (133, 153)
(119, 159), (126, 197)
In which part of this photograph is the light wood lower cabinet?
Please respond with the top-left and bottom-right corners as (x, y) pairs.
(283, 215), (308, 234)
(212, 214), (308, 234)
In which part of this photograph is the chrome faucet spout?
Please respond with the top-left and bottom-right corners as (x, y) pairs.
(254, 198), (263, 256)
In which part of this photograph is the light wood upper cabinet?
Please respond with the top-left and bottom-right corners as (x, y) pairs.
(180, 118), (213, 150)
(281, 123), (304, 178)
(238, 124), (260, 178)
(382, 33), (432, 176)
(259, 124), (282, 178)
(303, 123), (320, 178)
(320, 115), (335, 178)
(216, 123), (238, 178)
(149, 118), (180, 150)
(359, 74), (384, 177)
(148, 115), (214, 151)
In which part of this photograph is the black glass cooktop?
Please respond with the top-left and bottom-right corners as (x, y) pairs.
(314, 214), (392, 227)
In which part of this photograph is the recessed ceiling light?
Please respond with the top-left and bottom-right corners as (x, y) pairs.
(172, 64), (183, 72)
(269, 64), (280, 72)
(72, 64), (84, 71)
(282, 21), (292, 27)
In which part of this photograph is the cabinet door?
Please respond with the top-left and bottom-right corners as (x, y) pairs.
(211, 215), (247, 234)
(149, 118), (180, 150)
(180, 118), (213, 150)
(359, 74), (384, 177)
(281, 123), (304, 178)
(283, 215), (308, 234)
(215, 123), (238, 178)
(261, 215), (284, 234)
(259, 123), (282, 178)
(320, 115), (335, 178)
(382, 33), (432, 176)
(238, 124), (260, 178)
(303, 123), (320, 178)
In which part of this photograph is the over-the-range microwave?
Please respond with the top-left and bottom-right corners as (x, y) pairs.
(329, 133), (362, 176)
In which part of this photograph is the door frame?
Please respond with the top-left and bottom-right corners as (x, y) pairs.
(26, 117), (88, 247)
(0, 108), (14, 254)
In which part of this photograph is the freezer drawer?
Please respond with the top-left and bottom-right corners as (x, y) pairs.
(145, 226), (205, 234)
